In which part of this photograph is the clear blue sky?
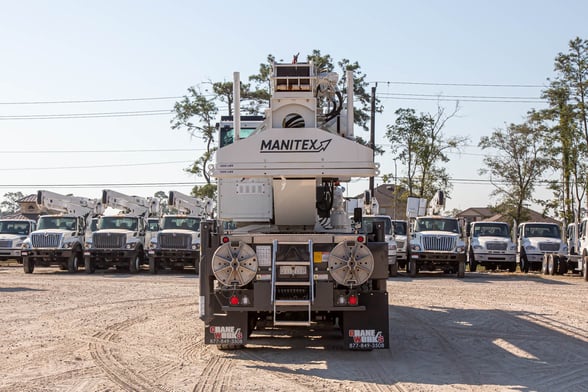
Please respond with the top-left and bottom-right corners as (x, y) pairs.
(1, 1), (586, 213)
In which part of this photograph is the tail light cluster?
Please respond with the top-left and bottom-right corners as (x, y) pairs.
(228, 294), (250, 306)
(336, 292), (359, 306)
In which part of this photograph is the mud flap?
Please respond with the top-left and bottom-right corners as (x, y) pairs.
(342, 292), (389, 350)
(205, 311), (248, 346)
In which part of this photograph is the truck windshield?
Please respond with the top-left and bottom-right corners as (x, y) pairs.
(473, 223), (510, 237)
(415, 218), (459, 233)
(0, 221), (30, 235)
(392, 221), (407, 236)
(162, 217), (201, 231)
(524, 224), (561, 238)
(38, 217), (76, 231)
(98, 216), (138, 231)
(361, 217), (392, 235)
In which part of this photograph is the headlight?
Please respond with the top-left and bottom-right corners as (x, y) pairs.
(508, 244), (516, 251)
(411, 244), (421, 252)
(125, 243), (136, 249)
(191, 243), (200, 250)
(388, 243), (397, 251)
(22, 242), (31, 249)
(62, 242), (74, 248)
(525, 245), (537, 252)
(473, 245), (483, 250)
(84, 242), (92, 249)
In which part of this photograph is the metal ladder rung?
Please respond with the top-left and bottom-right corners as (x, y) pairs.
(274, 299), (311, 306)
(275, 261), (311, 266)
(273, 320), (312, 326)
(274, 281), (310, 286)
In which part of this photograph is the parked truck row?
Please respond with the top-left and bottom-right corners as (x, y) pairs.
(0, 189), (213, 275)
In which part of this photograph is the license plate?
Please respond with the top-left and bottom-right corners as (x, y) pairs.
(279, 266), (307, 275)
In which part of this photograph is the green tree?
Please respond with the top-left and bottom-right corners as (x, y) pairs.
(478, 117), (551, 224)
(385, 103), (466, 203)
(0, 191), (24, 216)
(170, 86), (218, 198)
(539, 37), (588, 221)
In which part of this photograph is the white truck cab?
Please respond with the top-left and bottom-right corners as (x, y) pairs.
(517, 222), (566, 273)
(467, 221), (516, 272)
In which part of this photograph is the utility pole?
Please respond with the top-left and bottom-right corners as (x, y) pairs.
(369, 83), (377, 196)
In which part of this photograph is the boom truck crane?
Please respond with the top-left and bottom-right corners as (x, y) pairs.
(21, 190), (102, 273)
(84, 190), (160, 273)
(148, 191), (213, 274)
(199, 60), (390, 350)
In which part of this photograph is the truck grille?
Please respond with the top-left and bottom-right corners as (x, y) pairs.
(539, 242), (560, 252)
(0, 240), (12, 248)
(396, 240), (405, 249)
(422, 235), (456, 251)
(93, 233), (126, 249)
(31, 233), (62, 248)
(158, 233), (191, 249)
(486, 242), (507, 251)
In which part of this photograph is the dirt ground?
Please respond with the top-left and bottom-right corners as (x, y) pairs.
(1, 263), (587, 392)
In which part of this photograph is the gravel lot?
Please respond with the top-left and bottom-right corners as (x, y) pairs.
(1, 263), (587, 392)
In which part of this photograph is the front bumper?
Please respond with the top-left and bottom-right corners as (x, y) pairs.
(0, 248), (22, 261)
(22, 248), (74, 264)
(474, 252), (516, 263)
(411, 251), (466, 263)
(148, 249), (199, 266)
(84, 248), (139, 264)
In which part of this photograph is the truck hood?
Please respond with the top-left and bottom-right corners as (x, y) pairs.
(0, 234), (27, 240)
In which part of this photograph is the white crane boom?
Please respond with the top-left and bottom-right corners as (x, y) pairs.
(168, 191), (213, 217)
(101, 190), (159, 217)
(37, 190), (100, 217)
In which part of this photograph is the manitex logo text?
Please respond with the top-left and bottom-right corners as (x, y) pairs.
(260, 138), (332, 153)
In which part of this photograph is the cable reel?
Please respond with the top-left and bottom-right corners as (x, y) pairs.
(328, 241), (375, 286)
(212, 241), (258, 287)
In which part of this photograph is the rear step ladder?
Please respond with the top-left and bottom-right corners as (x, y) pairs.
(271, 239), (314, 326)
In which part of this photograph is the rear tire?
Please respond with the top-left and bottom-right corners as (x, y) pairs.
(583, 255), (588, 282)
(23, 257), (34, 274)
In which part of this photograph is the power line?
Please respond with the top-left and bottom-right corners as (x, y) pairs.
(377, 91), (545, 101)
(371, 80), (545, 88)
(0, 161), (193, 171)
(0, 96), (182, 105)
(0, 109), (173, 120)
(0, 148), (202, 154)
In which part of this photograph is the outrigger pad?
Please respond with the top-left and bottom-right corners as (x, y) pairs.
(342, 292), (389, 350)
(205, 312), (248, 346)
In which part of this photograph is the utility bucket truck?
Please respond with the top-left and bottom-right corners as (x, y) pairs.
(148, 191), (213, 274)
(84, 190), (159, 273)
(0, 219), (36, 263)
(21, 191), (101, 273)
(199, 61), (389, 350)
(407, 192), (467, 278)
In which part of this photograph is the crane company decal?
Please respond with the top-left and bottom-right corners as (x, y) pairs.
(348, 329), (385, 349)
(260, 138), (332, 153)
(208, 326), (243, 344)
